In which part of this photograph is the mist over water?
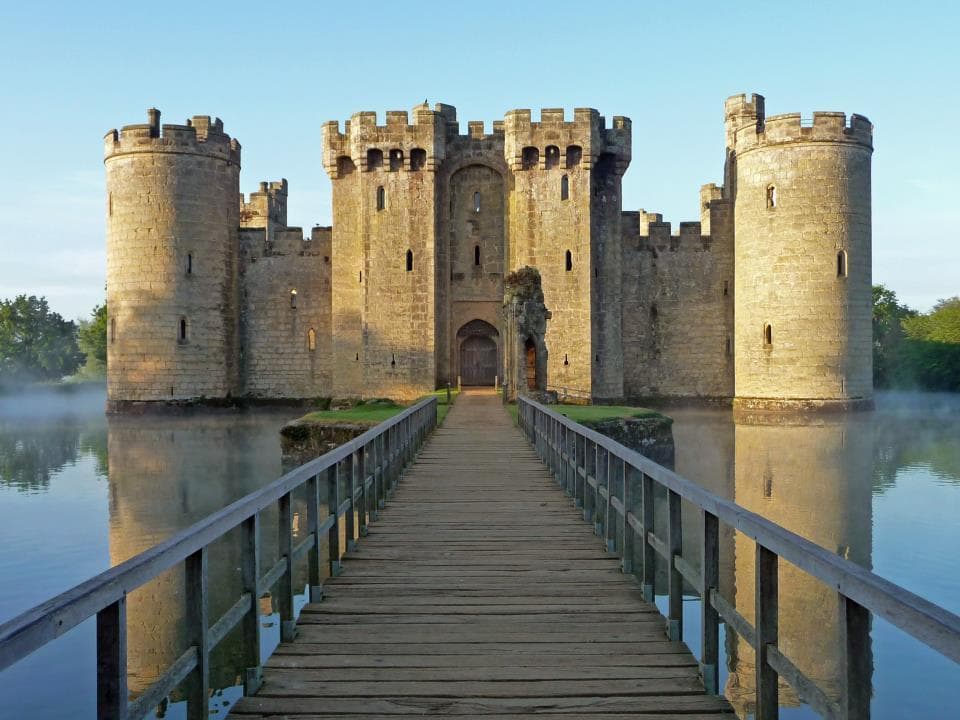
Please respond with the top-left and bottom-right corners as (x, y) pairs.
(0, 389), (957, 718)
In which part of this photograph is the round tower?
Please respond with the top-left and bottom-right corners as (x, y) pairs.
(104, 109), (241, 409)
(729, 94), (874, 411)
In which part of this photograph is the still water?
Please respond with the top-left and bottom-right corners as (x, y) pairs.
(0, 387), (958, 718)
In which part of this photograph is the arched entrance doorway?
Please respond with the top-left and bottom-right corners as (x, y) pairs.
(457, 320), (499, 387)
(524, 337), (537, 390)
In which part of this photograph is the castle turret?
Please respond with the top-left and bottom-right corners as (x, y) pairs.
(731, 94), (873, 411)
(322, 104), (447, 400)
(104, 109), (242, 408)
(504, 108), (631, 401)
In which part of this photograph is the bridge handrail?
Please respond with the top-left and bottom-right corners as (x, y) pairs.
(517, 395), (960, 719)
(0, 395), (438, 719)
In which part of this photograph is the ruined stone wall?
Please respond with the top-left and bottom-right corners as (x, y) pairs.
(323, 105), (443, 400)
(730, 95), (873, 409)
(621, 193), (734, 401)
(104, 110), (240, 407)
(504, 109), (629, 400)
(239, 226), (332, 398)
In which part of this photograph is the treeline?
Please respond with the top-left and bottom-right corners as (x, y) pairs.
(874, 285), (960, 391)
(0, 295), (106, 387)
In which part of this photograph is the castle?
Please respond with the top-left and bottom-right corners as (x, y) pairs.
(104, 93), (874, 411)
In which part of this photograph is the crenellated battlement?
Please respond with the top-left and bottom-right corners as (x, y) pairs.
(104, 108), (241, 165)
(240, 179), (288, 229)
(322, 102), (450, 178)
(240, 224), (332, 259)
(503, 108), (631, 172)
(734, 108), (873, 154)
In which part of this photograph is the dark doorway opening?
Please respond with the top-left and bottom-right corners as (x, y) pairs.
(461, 335), (497, 386)
(525, 337), (537, 390)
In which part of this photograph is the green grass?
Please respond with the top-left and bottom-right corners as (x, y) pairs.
(504, 401), (664, 426)
(552, 404), (665, 424)
(300, 388), (460, 426)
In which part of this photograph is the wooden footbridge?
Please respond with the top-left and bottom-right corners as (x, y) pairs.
(1, 389), (958, 719)
(231, 389), (732, 718)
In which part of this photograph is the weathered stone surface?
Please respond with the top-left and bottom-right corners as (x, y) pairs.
(105, 94), (874, 412)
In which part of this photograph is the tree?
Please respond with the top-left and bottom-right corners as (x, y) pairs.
(899, 296), (960, 391)
(0, 295), (83, 385)
(78, 302), (108, 369)
(872, 285), (915, 388)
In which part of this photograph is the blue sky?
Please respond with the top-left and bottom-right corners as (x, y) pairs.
(0, 1), (956, 319)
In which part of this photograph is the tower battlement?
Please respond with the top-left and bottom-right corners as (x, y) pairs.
(734, 110), (873, 153)
(503, 108), (631, 172)
(104, 109), (241, 165)
(240, 179), (288, 229)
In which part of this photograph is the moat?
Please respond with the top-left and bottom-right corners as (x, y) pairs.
(0, 388), (957, 718)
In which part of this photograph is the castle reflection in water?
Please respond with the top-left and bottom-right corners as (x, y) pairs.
(78, 399), (953, 717)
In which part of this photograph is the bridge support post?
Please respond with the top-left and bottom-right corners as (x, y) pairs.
(327, 465), (342, 577)
(700, 510), (720, 694)
(755, 545), (779, 719)
(96, 596), (128, 720)
(840, 595), (871, 718)
(241, 513), (263, 694)
(667, 490), (683, 641)
(278, 492), (297, 643)
(307, 475), (323, 602)
(641, 472), (655, 603)
(184, 548), (210, 719)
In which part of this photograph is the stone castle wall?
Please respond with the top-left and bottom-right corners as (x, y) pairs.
(621, 192), (735, 401)
(105, 95), (874, 409)
(105, 110), (241, 407)
(239, 226), (332, 398)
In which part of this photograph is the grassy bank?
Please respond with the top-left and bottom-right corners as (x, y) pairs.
(505, 400), (666, 426)
(300, 388), (459, 427)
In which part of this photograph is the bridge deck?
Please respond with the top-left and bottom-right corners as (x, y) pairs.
(231, 389), (735, 718)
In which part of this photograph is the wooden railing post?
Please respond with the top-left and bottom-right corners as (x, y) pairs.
(327, 465), (342, 577)
(374, 434), (385, 514)
(96, 597), (127, 720)
(641, 472), (655, 603)
(185, 548), (210, 720)
(278, 492), (296, 643)
(358, 448), (369, 538)
(756, 545), (779, 720)
(574, 434), (584, 510)
(306, 474), (323, 602)
(700, 510), (720, 694)
(604, 452), (616, 552)
(344, 455), (357, 553)
(622, 465), (638, 575)
(840, 595), (871, 719)
(241, 513), (262, 694)
(667, 489), (683, 641)
(583, 440), (595, 523)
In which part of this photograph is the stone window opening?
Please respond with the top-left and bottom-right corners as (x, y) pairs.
(723, 280), (729, 297)
(561, 174), (569, 201)
(187, 253), (193, 275)
(389, 149), (403, 171)
(391, 353), (396, 368)
(290, 289), (297, 309)
(474, 191), (481, 213)
(474, 245), (481, 266)
(725, 337), (731, 356)
(406, 249), (413, 272)
(376, 185), (385, 211)
(337, 155), (356, 176)
(110, 318), (116, 344)
(595, 353), (601, 365)
(837, 250), (848, 277)
(565, 250), (572, 272)
(367, 148), (383, 171)
(650, 303), (658, 322)
(359, 270), (363, 283)
(566, 145), (582, 167)
(178, 317), (188, 343)
(307, 328), (317, 351)
(108, 193), (113, 217)
(563, 353), (569, 366)
(766, 185), (777, 209)
(355, 352), (359, 361)
(764, 323), (773, 347)
(545, 145), (560, 169)
(410, 148), (426, 170)
(521, 146), (539, 170)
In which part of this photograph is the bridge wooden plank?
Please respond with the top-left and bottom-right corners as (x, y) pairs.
(231, 390), (734, 718)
